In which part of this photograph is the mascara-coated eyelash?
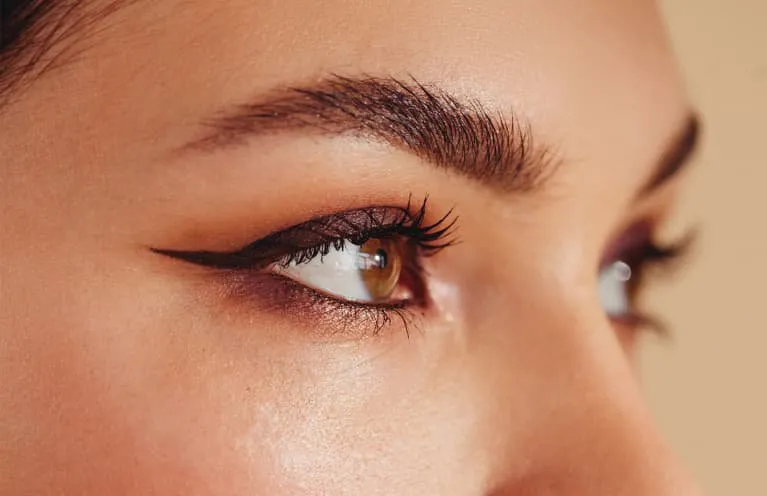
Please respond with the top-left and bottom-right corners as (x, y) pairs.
(152, 196), (457, 270)
(151, 196), (458, 335)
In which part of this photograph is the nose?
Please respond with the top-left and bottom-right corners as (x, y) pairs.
(467, 304), (702, 495)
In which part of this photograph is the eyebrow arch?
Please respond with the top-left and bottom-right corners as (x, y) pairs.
(637, 114), (701, 199)
(183, 75), (559, 194)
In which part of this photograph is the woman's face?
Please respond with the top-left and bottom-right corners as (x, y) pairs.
(0, 0), (701, 494)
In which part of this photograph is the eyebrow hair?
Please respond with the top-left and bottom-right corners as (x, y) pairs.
(638, 115), (701, 199)
(185, 75), (559, 194)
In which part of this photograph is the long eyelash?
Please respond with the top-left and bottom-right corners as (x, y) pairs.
(152, 195), (458, 271)
(642, 232), (697, 274)
(276, 195), (458, 268)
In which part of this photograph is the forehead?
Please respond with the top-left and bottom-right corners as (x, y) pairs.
(89, 0), (681, 109)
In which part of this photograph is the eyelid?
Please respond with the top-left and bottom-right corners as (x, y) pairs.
(222, 271), (418, 339)
(601, 219), (696, 270)
(150, 205), (410, 270)
(619, 229), (697, 277)
(151, 195), (458, 272)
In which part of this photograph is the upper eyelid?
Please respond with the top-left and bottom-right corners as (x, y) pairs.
(260, 206), (410, 246)
(150, 204), (422, 270)
(227, 194), (434, 254)
(150, 196), (459, 271)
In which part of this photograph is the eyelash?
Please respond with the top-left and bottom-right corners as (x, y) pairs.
(272, 195), (458, 269)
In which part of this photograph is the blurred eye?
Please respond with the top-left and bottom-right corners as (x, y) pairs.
(599, 221), (694, 327)
(275, 237), (414, 304)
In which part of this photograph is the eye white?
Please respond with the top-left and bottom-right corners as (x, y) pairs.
(276, 243), (379, 302)
(598, 261), (632, 318)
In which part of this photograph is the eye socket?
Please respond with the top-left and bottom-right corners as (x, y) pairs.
(275, 237), (415, 304)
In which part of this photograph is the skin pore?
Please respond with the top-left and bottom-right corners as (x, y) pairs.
(0, 0), (701, 494)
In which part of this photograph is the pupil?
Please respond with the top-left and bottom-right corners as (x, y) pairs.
(373, 248), (388, 269)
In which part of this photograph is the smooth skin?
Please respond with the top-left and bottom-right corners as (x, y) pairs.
(0, 0), (701, 494)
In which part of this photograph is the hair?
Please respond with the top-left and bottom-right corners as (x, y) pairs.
(1, 0), (60, 101)
(0, 0), (129, 106)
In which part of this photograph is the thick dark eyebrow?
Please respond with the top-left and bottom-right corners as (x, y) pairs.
(637, 115), (701, 199)
(183, 75), (559, 194)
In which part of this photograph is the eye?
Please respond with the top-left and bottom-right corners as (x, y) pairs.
(599, 221), (694, 327)
(274, 237), (414, 304)
(149, 196), (457, 335)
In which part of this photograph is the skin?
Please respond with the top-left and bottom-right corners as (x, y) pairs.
(0, 0), (701, 494)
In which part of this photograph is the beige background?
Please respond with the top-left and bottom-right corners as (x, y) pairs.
(644, 1), (766, 494)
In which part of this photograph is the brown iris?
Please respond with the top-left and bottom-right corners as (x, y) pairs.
(358, 238), (404, 301)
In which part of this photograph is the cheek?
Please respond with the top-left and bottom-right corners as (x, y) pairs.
(0, 262), (479, 495)
(211, 324), (492, 494)
(0, 256), (273, 494)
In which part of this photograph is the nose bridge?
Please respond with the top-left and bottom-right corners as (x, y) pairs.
(466, 291), (700, 495)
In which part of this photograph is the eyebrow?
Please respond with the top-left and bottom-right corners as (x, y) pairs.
(637, 115), (700, 199)
(184, 74), (699, 198)
(184, 75), (558, 194)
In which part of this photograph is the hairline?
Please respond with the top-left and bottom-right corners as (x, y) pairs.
(0, 0), (136, 108)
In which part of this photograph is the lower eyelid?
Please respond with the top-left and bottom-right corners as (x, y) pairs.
(217, 271), (418, 340)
